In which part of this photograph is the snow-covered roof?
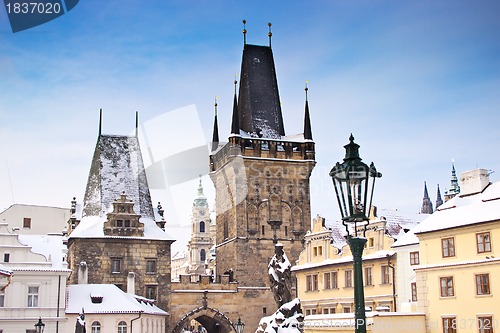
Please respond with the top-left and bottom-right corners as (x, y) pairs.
(325, 208), (425, 250)
(413, 181), (500, 235)
(172, 251), (188, 260)
(391, 227), (419, 248)
(18, 234), (68, 269)
(68, 215), (173, 241)
(0, 264), (13, 276)
(66, 284), (168, 315)
(292, 250), (395, 272)
(82, 135), (154, 219)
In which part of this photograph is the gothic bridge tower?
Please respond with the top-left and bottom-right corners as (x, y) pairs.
(209, 24), (316, 293)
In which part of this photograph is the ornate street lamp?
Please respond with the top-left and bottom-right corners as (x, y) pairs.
(235, 317), (245, 333)
(35, 318), (45, 333)
(329, 134), (381, 333)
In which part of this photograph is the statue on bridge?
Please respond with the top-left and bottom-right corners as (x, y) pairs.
(257, 243), (303, 333)
(268, 243), (292, 307)
(75, 309), (86, 333)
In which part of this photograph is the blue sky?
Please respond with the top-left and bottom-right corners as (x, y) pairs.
(1, 1), (499, 252)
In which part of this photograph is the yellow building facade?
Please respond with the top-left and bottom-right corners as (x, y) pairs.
(414, 169), (499, 333)
(293, 214), (399, 315)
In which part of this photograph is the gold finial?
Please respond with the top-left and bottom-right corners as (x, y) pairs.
(268, 22), (272, 47)
(242, 19), (247, 45)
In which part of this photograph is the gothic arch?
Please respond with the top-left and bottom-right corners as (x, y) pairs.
(172, 306), (236, 333)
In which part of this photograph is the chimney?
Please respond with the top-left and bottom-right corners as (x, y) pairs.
(78, 262), (88, 284)
(127, 272), (135, 294)
(459, 169), (490, 197)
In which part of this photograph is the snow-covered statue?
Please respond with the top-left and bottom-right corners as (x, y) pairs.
(75, 309), (86, 333)
(268, 243), (292, 307)
(256, 244), (303, 333)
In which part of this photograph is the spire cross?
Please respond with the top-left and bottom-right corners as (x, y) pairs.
(214, 96), (218, 116)
(305, 80), (309, 101)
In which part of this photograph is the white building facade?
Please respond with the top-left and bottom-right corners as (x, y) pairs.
(0, 222), (70, 333)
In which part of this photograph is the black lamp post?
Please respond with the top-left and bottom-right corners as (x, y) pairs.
(235, 317), (245, 333)
(35, 318), (45, 333)
(329, 134), (381, 333)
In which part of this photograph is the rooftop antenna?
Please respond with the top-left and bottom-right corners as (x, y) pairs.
(268, 22), (272, 47)
(242, 19), (247, 45)
(98, 108), (102, 137)
(135, 111), (139, 137)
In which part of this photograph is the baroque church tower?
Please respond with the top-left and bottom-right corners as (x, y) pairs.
(209, 24), (316, 288)
(188, 178), (215, 274)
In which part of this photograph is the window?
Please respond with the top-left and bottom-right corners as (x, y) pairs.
(118, 321), (127, 333)
(146, 285), (157, 300)
(324, 272), (331, 289)
(345, 270), (352, 288)
(124, 220), (130, 227)
(200, 221), (205, 233)
(323, 271), (338, 289)
(111, 258), (122, 273)
(443, 317), (456, 333)
(318, 246), (322, 256)
(261, 225), (265, 235)
(0, 290), (4, 307)
(23, 217), (31, 228)
(381, 265), (390, 284)
(313, 247), (318, 256)
(368, 237), (374, 247)
(440, 277), (454, 297)
(364, 267), (373, 286)
(343, 306), (351, 313)
(91, 321), (101, 333)
(3, 253), (10, 263)
(478, 316), (493, 333)
(442, 238), (455, 257)
(410, 251), (420, 265)
(116, 219), (123, 227)
(27, 286), (38, 307)
(476, 274), (490, 295)
(146, 259), (157, 274)
(200, 249), (206, 262)
(306, 274), (318, 291)
(477, 232), (492, 253)
(411, 282), (417, 301)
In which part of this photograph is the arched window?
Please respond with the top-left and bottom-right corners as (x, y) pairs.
(199, 221), (205, 233)
(118, 321), (127, 333)
(91, 321), (101, 333)
(200, 249), (206, 262)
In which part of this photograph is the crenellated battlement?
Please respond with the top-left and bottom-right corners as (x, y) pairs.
(210, 136), (315, 172)
(171, 274), (238, 292)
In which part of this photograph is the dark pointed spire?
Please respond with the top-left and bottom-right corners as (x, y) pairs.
(135, 111), (139, 137)
(268, 22), (272, 48)
(436, 184), (443, 208)
(98, 108), (103, 137)
(211, 97), (219, 152)
(303, 81), (313, 141)
(421, 181), (433, 214)
(242, 19), (247, 45)
(231, 78), (240, 135)
(237, 42), (285, 138)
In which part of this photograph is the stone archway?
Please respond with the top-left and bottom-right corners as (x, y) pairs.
(172, 306), (235, 333)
